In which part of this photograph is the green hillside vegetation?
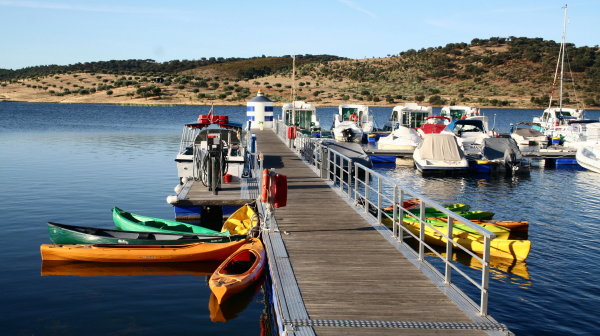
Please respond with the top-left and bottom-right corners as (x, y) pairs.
(1, 37), (599, 107)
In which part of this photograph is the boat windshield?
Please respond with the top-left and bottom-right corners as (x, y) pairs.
(402, 111), (429, 128)
(342, 107), (359, 121)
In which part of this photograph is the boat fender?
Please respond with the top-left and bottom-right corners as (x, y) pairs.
(349, 113), (358, 122)
(174, 184), (183, 193)
(271, 173), (287, 208)
(261, 169), (270, 203)
(182, 177), (189, 184)
(166, 195), (178, 205)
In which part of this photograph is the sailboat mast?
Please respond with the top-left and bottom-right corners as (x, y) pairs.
(559, 4), (568, 111)
(291, 55), (296, 126)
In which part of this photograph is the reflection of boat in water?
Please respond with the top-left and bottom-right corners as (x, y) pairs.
(208, 276), (264, 322)
(404, 239), (531, 282)
(41, 260), (220, 277)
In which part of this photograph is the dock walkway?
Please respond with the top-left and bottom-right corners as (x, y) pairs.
(255, 130), (507, 336)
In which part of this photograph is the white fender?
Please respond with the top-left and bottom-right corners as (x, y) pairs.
(174, 184), (183, 193)
(166, 195), (178, 205)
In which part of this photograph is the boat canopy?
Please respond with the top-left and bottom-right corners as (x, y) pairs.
(482, 138), (523, 161)
(419, 134), (465, 161)
(445, 119), (486, 134)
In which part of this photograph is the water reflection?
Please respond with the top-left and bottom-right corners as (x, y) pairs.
(41, 261), (220, 277)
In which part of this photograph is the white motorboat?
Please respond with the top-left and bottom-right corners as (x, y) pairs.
(332, 104), (374, 142)
(377, 126), (421, 151)
(510, 122), (549, 152)
(576, 144), (600, 173)
(383, 103), (432, 131)
(282, 100), (320, 136)
(413, 133), (469, 172)
(441, 116), (491, 154)
(440, 105), (479, 121)
(560, 121), (600, 149)
(532, 5), (585, 137)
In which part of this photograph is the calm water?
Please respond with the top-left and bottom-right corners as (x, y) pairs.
(1, 102), (599, 335)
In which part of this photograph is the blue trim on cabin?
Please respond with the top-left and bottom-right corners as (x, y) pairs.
(265, 106), (274, 112)
(247, 116), (255, 121)
(265, 116), (274, 121)
(247, 106), (255, 111)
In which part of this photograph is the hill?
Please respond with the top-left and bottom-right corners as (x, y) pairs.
(1, 37), (599, 108)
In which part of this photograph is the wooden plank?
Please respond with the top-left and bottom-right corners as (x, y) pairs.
(254, 130), (496, 336)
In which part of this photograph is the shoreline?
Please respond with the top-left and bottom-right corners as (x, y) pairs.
(3, 97), (588, 111)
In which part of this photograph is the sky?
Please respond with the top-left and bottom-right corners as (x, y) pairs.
(1, 0), (599, 69)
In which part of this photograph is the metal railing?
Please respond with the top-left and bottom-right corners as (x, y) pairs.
(272, 120), (494, 316)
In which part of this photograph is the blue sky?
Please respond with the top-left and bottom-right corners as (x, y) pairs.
(1, 0), (598, 69)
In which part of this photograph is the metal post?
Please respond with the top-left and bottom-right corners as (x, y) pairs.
(354, 162), (359, 203)
(377, 177), (382, 224)
(419, 200), (425, 261)
(481, 235), (491, 316)
(364, 170), (370, 214)
(398, 189), (404, 241)
(392, 186), (398, 238)
(445, 217), (454, 284)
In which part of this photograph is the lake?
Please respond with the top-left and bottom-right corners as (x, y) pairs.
(1, 101), (599, 335)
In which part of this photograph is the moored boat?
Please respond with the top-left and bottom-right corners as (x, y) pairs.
(402, 220), (531, 261)
(112, 207), (227, 235)
(220, 204), (259, 235)
(332, 104), (374, 142)
(576, 144), (600, 173)
(40, 239), (248, 262)
(47, 222), (245, 245)
(401, 215), (511, 238)
(383, 103), (432, 131)
(209, 238), (266, 304)
(413, 133), (469, 172)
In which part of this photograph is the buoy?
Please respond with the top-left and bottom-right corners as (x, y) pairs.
(166, 195), (178, 205)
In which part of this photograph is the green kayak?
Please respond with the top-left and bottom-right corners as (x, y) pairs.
(48, 222), (244, 245)
(113, 207), (229, 235)
(408, 209), (495, 220)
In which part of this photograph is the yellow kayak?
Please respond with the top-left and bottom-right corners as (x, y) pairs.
(403, 221), (531, 261)
(220, 204), (259, 235)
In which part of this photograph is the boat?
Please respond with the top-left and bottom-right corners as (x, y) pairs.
(561, 121), (600, 149)
(413, 133), (469, 173)
(401, 215), (511, 238)
(220, 203), (259, 235)
(332, 104), (374, 142)
(532, 5), (585, 137)
(112, 207), (227, 235)
(40, 239), (248, 262)
(440, 105), (479, 121)
(376, 126), (421, 151)
(418, 116), (451, 136)
(47, 222), (245, 245)
(383, 103), (432, 131)
(170, 107), (253, 220)
(209, 238), (266, 304)
(441, 117), (491, 154)
(510, 122), (549, 152)
(470, 138), (529, 175)
(41, 260), (220, 277)
(576, 144), (600, 173)
(402, 220), (531, 261)
(282, 101), (320, 137)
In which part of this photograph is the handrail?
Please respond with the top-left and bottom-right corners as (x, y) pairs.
(272, 120), (492, 316)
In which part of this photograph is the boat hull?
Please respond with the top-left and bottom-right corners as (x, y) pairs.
(209, 238), (266, 304)
(40, 240), (248, 263)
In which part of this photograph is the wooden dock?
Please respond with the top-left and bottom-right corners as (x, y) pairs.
(255, 130), (508, 335)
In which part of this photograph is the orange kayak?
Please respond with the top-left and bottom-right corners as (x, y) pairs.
(209, 238), (266, 304)
(40, 239), (247, 263)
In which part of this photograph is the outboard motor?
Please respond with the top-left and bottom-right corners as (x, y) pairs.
(341, 128), (355, 142)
